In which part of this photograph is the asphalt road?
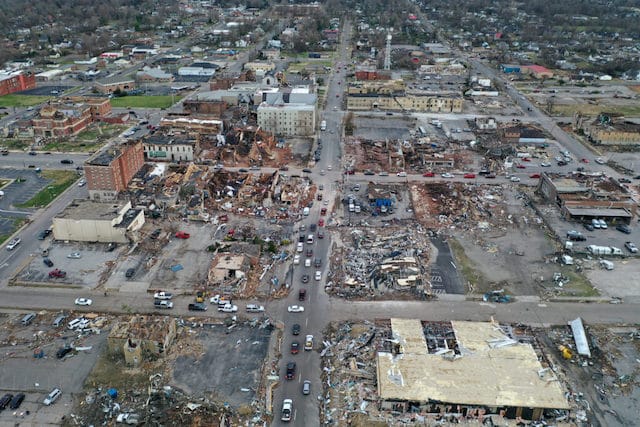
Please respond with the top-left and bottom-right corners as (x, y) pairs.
(0, 152), (89, 169)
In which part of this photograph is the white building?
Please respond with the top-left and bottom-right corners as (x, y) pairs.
(144, 135), (195, 162)
(257, 91), (317, 136)
(53, 200), (145, 243)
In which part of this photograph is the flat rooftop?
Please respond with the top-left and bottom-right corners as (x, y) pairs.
(376, 320), (569, 409)
(57, 199), (128, 221)
(565, 207), (632, 218)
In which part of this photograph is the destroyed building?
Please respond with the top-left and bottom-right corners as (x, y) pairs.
(107, 316), (177, 366)
(575, 112), (640, 146)
(537, 173), (635, 223)
(207, 253), (251, 287)
(375, 319), (570, 420)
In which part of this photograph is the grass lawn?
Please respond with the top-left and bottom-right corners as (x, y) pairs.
(448, 238), (489, 293)
(0, 94), (52, 107)
(0, 178), (11, 188)
(554, 269), (599, 297)
(42, 123), (127, 152)
(109, 95), (180, 109)
(0, 217), (27, 245)
(16, 170), (77, 208)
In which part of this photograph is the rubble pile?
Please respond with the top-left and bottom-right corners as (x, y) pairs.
(410, 182), (507, 230)
(327, 226), (432, 299)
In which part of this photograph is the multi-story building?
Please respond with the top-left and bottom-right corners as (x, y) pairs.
(84, 141), (145, 201)
(0, 71), (36, 96)
(143, 135), (196, 162)
(257, 91), (317, 136)
(31, 97), (111, 138)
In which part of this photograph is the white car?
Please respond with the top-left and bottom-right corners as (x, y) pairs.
(246, 304), (265, 313)
(327, 165), (332, 170)
(305, 334), (314, 351)
(293, 254), (301, 265)
(154, 300), (173, 309)
(77, 179), (86, 187)
(315, 270), (322, 281)
(441, 173), (455, 178)
(595, 158), (605, 165)
(6, 237), (21, 250)
(396, 171), (407, 177)
(287, 305), (305, 313)
(540, 162), (551, 167)
(510, 176), (521, 182)
(154, 291), (173, 300)
(74, 298), (92, 306)
(624, 242), (638, 253)
(67, 252), (82, 259)
(218, 304), (238, 313)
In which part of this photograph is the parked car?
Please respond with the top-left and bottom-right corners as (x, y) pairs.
(188, 303), (207, 311)
(318, 218), (324, 227)
(301, 274), (309, 284)
(67, 252), (81, 259)
(154, 291), (173, 300)
(298, 289), (306, 301)
(43, 388), (62, 405)
(463, 173), (476, 179)
(304, 335), (314, 351)
(595, 158), (605, 165)
(598, 219), (608, 229)
(315, 270), (322, 281)
(56, 347), (73, 359)
(9, 393), (25, 409)
(175, 231), (190, 239)
(74, 297), (92, 306)
(246, 304), (265, 313)
(43, 258), (54, 267)
(60, 159), (74, 164)
(0, 394), (13, 410)
(77, 179), (86, 187)
(540, 162), (551, 167)
(38, 229), (52, 240)
(150, 229), (162, 239)
(441, 173), (454, 178)
(292, 324), (301, 335)
(154, 300), (173, 309)
(288, 305), (304, 313)
(624, 242), (638, 253)
(396, 171), (407, 177)
(566, 230), (587, 242)
(423, 171), (435, 177)
(125, 268), (135, 278)
(616, 224), (632, 234)
(529, 174), (541, 179)
(510, 176), (521, 182)
(218, 303), (238, 313)
(49, 269), (67, 278)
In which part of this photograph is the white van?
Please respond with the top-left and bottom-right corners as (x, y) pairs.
(304, 258), (311, 268)
(307, 234), (314, 244)
(43, 388), (62, 405)
(67, 317), (88, 330)
(303, 207), (310, 216)
(21, 313), (36, 326)
(296, 242), (303, 253)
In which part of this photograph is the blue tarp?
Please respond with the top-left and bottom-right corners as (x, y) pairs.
(170, 264), (184, 272)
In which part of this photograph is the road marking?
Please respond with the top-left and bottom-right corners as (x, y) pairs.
(450, 261), (457, 269)
(305, 317), (308, 328)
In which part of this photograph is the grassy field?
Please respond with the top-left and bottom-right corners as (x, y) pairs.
(42, 123), (127, 152)
(448, 238), (489, 293)
(0, 94), (52, 107)
(552, 103), (640, 117)
(0, 178), (12, 188)
(555, 269), (600, 297)
(109, 95), (180, 109)
(16, 170), (77, 208)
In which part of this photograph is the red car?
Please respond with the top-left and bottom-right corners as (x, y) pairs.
(291, 342), (300, 354)
(320, 207), (327, 216)
(529, 173), (541, 179)
(463, 173), (476, 179)
(344, 170), (355, 175)
(423, 171), (435, 177)
(175, 231), (190, 239)
(318, 218), (324, 227)
(49, 269), (67, 278)
(580, 158), (590, 164)
(522, 157), (531, 162)
(515, 164), (526, 169)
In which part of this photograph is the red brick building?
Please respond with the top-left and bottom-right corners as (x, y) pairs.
(31, 97), (111, 138)
(0, 71), (36, 96)
(84, 141), (145, 201)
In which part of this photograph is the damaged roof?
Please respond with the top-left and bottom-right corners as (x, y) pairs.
(376, 320), (569, 409)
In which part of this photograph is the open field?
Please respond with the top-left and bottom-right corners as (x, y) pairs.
(0, 94), (52, 107)
(109, 95), (180, 109)
(16, 170), (77, 208)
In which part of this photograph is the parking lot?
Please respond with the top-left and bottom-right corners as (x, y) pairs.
(16, 241), (119, 288)
(172, 323), (271, 407)
(0, 311), (107, 425)
(0, 169), (52, 236)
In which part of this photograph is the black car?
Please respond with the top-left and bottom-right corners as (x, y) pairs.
(566, 230), (586, 241)
(292, 323), (301, 335)
(286, 362), (296, 380)
(557, 160), (568, 166)
(238, 168), (249, 173)
(28, 151), (37, 156)
(43, 258), (54, 267)
(9, 393), (25, 410)
(38, 229), (52, 240)
(619, 178), (632, 183)
(302, 168), (312, 173)
(363, 170), (375, 175)
(188, 302), (207, 311)
(125, 268), (135, 278)
(301, 274), (310, 284)
(60, 159), (74, 164)
(150, 228), (162, 239)
(616, 224), (632, 234)
(310, 224), (317, 232)
(0, 393), (13, 410)
(56, 347), (73, 359)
